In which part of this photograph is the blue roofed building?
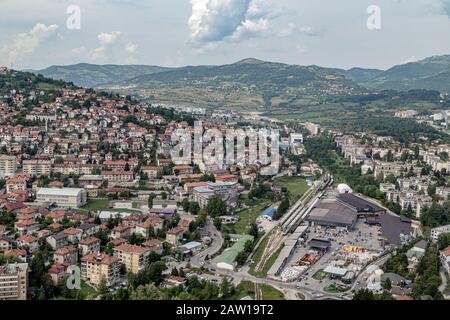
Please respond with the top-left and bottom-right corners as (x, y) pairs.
(261, 207), (277, 221)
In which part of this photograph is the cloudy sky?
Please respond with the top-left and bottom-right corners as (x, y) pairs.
(1, 0), (450, 70)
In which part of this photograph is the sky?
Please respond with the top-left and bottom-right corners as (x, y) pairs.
(1, 0), (450, 70)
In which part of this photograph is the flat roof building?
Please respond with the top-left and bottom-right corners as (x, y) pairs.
(36, 188), (87, 208)
(308, 238), (331, 251)
(217, 234), (254, 271)
(337, 193), (385, 215)
(0, 263), (28, 300)
(307, 198), (357, 229)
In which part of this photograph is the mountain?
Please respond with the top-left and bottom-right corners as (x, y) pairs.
(31, 63), (173, 88)
(98, 58), (365, 109)
(30, 55), (450, 110)
(334, 67), (384, 83)
(360, 55), (450, 93)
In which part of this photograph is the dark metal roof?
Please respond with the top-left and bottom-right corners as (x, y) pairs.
(309, 238), (331, 249)
(337, 193), (385, 213)
(308, 199), (357, 227)
(379, 214), (413, 246)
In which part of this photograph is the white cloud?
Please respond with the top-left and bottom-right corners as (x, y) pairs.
(125, 42), (138, 54)
(0, 23), (58, 67)
(124, 42), (139, 63)
(91, 31), (121, 60)
(404, 56), (418, 64)
(188, 0), (280, 45)
(188, 0), (252, 44)
(231, 18), (269, 41)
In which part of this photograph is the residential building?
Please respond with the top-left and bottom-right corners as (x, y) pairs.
(22, 159), (51, 177)
(78, 237), (101, 256)
(0, 263), (28, 300)
(113, 244), (150, 274)
(431, 225), (450, 242)
(166, 227), (185, 246)
(81, 252), (120, 288)
(53, 246), (78, 265)
(0, 155), (17, 179)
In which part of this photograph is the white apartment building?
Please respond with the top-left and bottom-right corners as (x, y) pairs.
(0, 155), (17, 179)
(431, 225), (450, 242)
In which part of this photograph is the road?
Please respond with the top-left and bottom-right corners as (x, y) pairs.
(439, 271), (450, 299)
(190, 217), (223, 268)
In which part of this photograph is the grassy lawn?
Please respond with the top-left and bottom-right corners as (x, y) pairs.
(324, 283), (348, 293)
(260, 244), (284, 276)
(250, 231), (272, 264)
(228, 281), (255, 300)
(312, 269), (327, 281)
(132, 202), (140, 209)
(260, 284), (285, 300)
(108, 208), (142, 214)
(229, 281), (284, 300)
(78, 281), (98, 299)
(234, 200), (270, 234)
(249, 240), (284, 278)
(55, 280), (98, 300)
(78, 198), (109, 212)
(273, 176), (309, 202)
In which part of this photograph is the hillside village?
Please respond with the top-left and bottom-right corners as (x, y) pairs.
(1, 68), (450, 301)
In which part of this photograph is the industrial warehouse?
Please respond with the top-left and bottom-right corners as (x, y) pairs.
(307, 198), (357, 229)
(266, 190), (411, 290)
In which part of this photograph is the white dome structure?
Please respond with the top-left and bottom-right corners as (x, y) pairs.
(337, 183), (352, 194)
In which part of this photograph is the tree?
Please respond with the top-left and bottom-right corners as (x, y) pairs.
(181, 198), (190, 212)
(249, 222), (259, 238)
(204, 195), (227, 217)
(129, 283), (161, 300)
(188, 201), (200, 215)
(275, 197), (290, 220)
(438, 233), (450, 250)
(383, 277), (392, 291)
(220, 277), (234, 298)
(148, 193), (156, 208)
(98, 276), (108, 295)
(352, 289), (375, 300)
(235, 251), (248, 266)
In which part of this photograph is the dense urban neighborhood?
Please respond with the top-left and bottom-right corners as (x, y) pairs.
(1, 64), (450, 303)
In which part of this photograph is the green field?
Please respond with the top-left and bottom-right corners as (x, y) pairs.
(259, 284), (285, 300)
(76, 199), (143, 214)
(234, 200), (270, 234)
(76, 198), (109, 212)
(249, 234), (284, 278)
(250, 233), (271, 265)
(229, 281), (284, 300)
(229, 281), (256, 300)
(312, 269), (327, 281)
(273, 176), (309, 202)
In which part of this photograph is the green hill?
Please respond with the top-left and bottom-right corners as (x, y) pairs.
(98, 58), (365, 110)
(361, 55), (450, 93)
(31, 63), (173, 88)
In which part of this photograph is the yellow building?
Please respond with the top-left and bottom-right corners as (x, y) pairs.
(81, 253), (120, 288)
(114, 244), (150, 274)
(0, 263), (28, 300)
(0, 155), (17, 179)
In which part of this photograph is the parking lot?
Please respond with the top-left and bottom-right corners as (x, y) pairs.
(281, 217), (384, 294)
